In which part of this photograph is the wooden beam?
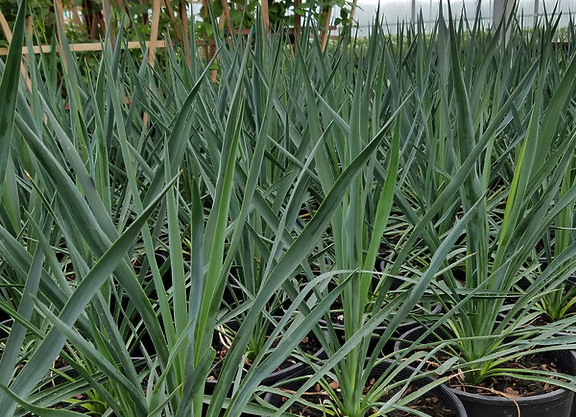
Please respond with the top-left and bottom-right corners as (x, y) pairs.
(0, 40), (169, 56)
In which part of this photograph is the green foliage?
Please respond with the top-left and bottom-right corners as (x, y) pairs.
(1, 0), (57, 44)
(2, 4), (576, 417)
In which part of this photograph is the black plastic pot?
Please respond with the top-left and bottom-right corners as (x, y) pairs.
(205, 317), (327, 394)
(514, 257), (576, 290)
(125, 252), (170, 318)
(454, 381), (573, 417)
(133, 252), (171, 281)
(222, 283), (244, 306)
(47, 356), (147, 391)
(393, 302), (443, 336)
(396, 326), (576, 417)
(262, 359), (467, 416)
(318, 301), (442, 355)
(0, 318), (11, 339)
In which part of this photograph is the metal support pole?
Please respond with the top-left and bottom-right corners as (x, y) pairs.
(493, 0), (516, 45)
(493, 0), (515, 28)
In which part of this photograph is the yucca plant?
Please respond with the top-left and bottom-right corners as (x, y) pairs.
(534, 45), (576, 321)
(250, 20), (475, 417)
(0, 6), (436, 416)
(536, 162), (576, 321)
(394, 9), (576, 391)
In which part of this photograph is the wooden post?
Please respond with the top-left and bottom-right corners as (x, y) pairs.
(53, 0), (69, 71)
(218, 11), (226, 31)
(146, 0), (162, 126)
(349, 0), (358, 22)
(320, 7), (332, 51)
(261, 0), (270, 34)
(163, 0), (176, 20)
(0, 11), (31, 90)
(293, 0), (301, 51)
(220, 0), (234, 41)
(72, 7), (85, 29)
(101, 1), (109, 36)
(149, 0), (162, 67)
(102, 0), (115, 46)
(26, 16), (33, 37)
(164, 0), (183, 46)
(0, 11), (11, 39)
(210, 10), (227, 82)
(180, 0), (191, 66)
(201, 0), (211, 61)
(140, 0), (150, 24)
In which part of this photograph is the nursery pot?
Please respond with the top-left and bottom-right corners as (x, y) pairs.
(392, 302), (443, 337)
(319, 299), (441, 355)
(370, 270), (444, 337)
(0, 318), (11, 339)
(396, 326), (576, 417)
(205, 317), (327, 394)
(515, 256), (576, 290)
(453, 380), (574, 417)
(262, 359), (467, 416)
(222, 283), (245, 307)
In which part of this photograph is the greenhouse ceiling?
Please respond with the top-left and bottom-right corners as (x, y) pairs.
(348, 0), (575, 34)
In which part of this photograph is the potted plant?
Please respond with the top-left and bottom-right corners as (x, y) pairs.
(393, 10), (576, 416)
(0, 14), (424, 416)
(242, 22), (470, 417)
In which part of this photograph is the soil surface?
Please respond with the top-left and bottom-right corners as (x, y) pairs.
(444, 351), (570, 397)
(400, 325), (574, 399)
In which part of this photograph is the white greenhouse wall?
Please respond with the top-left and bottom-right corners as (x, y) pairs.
(344, 0), (576, 35)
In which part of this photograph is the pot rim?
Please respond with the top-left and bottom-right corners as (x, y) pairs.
(395, 325), (576, 402)
(207, 317), (327, 386)
(262, 358), (468, 417)
(448, 383), (570, 405)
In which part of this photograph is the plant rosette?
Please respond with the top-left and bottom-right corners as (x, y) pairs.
(395, 326), (576, 417)
(531, 257), (576, 322)
(262, 359), (467, 417)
